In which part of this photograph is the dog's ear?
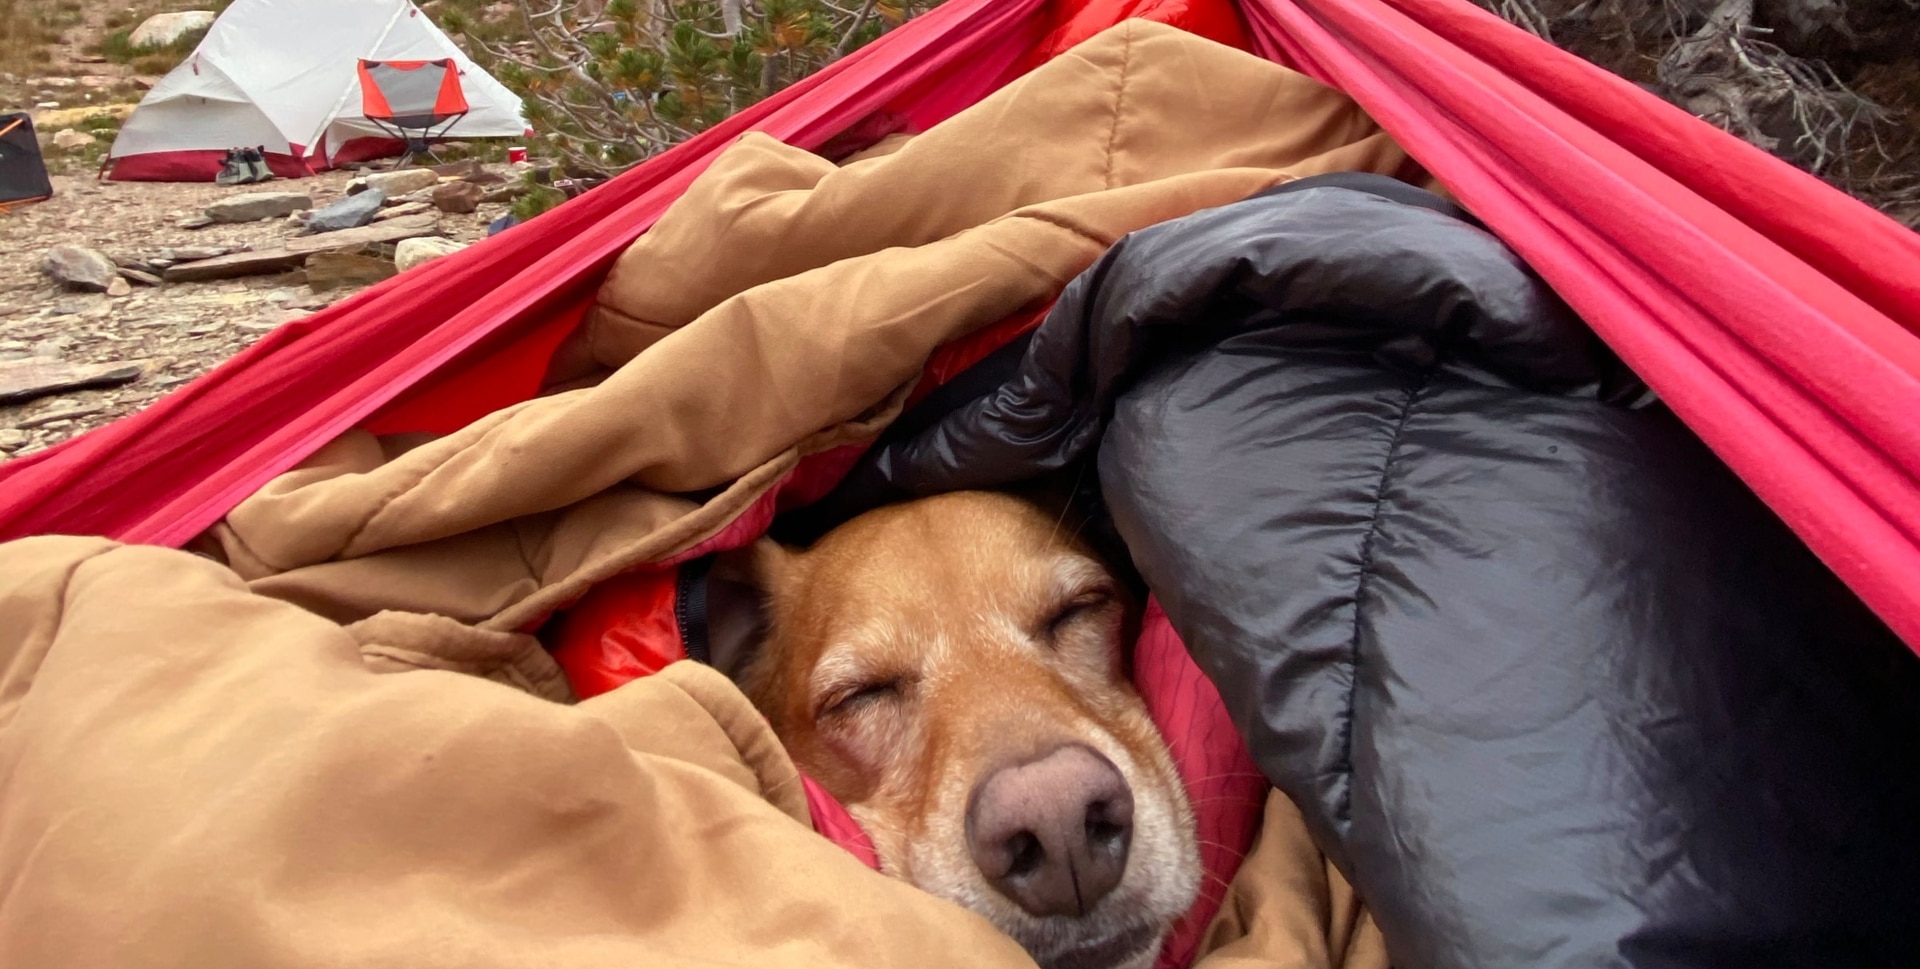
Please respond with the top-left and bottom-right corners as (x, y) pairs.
(705, 539), (799, 683)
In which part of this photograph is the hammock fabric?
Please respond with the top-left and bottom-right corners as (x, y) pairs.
(0, 0), (1916, 651)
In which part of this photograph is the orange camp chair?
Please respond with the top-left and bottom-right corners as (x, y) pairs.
(357, 58), (470, 169)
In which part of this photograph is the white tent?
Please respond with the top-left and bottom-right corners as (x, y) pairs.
(107, 0), (526, 180)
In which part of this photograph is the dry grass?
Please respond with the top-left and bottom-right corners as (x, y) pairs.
(0, 0), (64, 69)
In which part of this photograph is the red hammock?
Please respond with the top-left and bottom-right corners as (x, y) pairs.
(2, 0), (1916, 651)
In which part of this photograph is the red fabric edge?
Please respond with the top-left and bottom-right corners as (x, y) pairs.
(1243, 0), (1920, 650)
(106, 149), (315, 182)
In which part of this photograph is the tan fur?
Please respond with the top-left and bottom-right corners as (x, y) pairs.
(736, 492), (1201, 969)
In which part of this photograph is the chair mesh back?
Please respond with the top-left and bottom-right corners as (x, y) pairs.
(358, 59), (470, 130)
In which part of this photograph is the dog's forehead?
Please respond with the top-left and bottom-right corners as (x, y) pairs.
(844, 537), (1101, 608)
(803, 549), (1101, 693)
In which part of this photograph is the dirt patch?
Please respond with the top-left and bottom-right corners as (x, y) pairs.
(0, 170), (517, 462)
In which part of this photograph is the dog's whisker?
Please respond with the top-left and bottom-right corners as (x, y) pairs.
(1182, 771), (1271, 786)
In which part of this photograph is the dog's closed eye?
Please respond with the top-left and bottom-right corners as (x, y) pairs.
(818, 676), (909, 719)
(1042, 588), (1116, 645)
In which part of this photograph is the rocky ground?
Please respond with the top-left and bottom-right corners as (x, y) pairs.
(0, 165), (522, 462)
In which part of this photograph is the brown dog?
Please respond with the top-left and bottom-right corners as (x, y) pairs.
(713, 491), (1200, 969)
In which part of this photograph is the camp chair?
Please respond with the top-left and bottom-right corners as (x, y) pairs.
(357, 57), (469, 168)
(0, 113), (54, 214)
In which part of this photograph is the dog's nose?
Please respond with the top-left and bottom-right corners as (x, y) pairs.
(966, 743), (1135, 918)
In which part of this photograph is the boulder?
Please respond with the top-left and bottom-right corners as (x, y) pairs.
(44, 246), (119, 292)
(205, 192), (312, 224)
(394, 236), (467, 272)
(354, 168), (439, 197)
(305, 188), (387, 232)
(51, 129), (96, 150)
(431, 180), (484, 214)
(128, 11), (215, 49)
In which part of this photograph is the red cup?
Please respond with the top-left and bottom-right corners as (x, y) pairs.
(507, 146), (528, 163)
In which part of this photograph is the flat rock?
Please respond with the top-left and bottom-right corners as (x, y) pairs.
(388, 188), (436, 206)
(431, 180), (484, 214)
(129, 11), (216, 48)
(284, 214), (441, 254)
(15, 405), (106, 430)
(52, 129), (96, 149)
(120, 268), (163, 286)
(162, 248), (308, 283)
(395, 236), (468, 272)
(430, 160), (483, 179)
(354, 169), (440, 197)
(45, 246), (119, 292)
(305, 188), (386, 232)
(205, 192), (312, 224)
(176, 215), (215, 230)
(160, 216), (441, 282)
(107, 277), (132, 298)
(306, 251), (397, 292)
(374, 201), (433, 221)
(0, 429), (27, 451)
(0, 358), (145, 405)
(160, 245), (232, 262)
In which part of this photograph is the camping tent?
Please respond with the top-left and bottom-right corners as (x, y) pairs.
(104, 0), (526, 181)
(9, 0), (1920, 652)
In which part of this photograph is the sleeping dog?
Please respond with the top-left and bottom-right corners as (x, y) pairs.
(711, 491), (1200, 969)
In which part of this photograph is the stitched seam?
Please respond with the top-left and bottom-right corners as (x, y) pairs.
(1101, 22), (1134, 191)
(1335, 376), (1427, 823)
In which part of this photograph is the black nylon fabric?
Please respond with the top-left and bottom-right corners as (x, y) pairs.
(832, 174), (1920, 968)
(0, 113), (53, 204)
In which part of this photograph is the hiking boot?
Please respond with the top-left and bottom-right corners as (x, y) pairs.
(244, 146), (273, 183)
(215, 147), (253, 186)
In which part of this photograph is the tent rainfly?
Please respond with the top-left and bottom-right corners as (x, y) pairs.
(104, 0), (526, 181)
